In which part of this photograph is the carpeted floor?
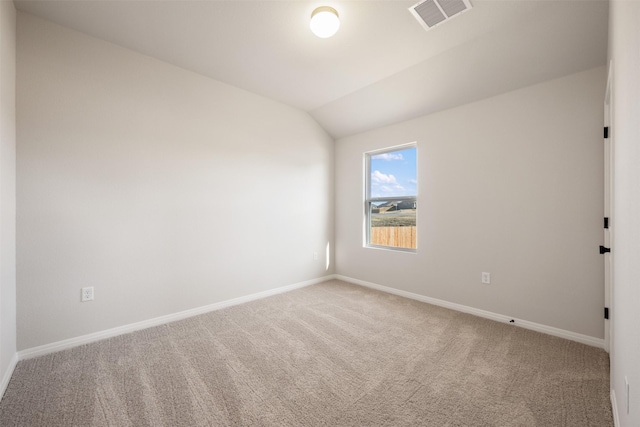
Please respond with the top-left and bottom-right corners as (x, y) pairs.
(0, 280), (613, 426)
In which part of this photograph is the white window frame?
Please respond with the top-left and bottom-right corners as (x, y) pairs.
(364, 143), (417, 252)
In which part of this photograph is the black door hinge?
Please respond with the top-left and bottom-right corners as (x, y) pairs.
(600, 245), (611, 254)
(604, 127), (609, 139)
(604, 217), (609, 229)
(604, 307), (609, 320)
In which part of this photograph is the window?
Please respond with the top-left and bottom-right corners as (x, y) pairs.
(365, 144), (417, 251)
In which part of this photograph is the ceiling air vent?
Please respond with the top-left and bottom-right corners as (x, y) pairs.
(409, 0), (472, 31)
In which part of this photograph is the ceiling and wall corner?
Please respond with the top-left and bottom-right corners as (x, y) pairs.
(13, 0), (609, 139)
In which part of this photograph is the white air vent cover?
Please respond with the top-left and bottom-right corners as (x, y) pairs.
(409, 0), (472, 31)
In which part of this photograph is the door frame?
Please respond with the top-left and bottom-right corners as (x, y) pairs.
(603, 60), (613, 353)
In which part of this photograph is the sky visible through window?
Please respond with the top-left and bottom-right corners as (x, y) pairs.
(370, 147), (417, 198)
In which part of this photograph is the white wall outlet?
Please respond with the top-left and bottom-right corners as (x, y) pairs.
(81, 287), (94, 302)
(481, 272), (491, 284)
(313, 251), (318, 261)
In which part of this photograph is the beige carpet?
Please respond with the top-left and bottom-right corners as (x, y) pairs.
(0, 280), (613, 426)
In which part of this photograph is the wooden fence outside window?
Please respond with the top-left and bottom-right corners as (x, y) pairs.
(370, 226), (416, 249)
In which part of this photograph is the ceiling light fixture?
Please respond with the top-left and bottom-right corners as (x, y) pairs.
(310, 6), (340, 38)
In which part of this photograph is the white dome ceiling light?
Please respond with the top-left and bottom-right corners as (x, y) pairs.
(310, 6), (340, 38)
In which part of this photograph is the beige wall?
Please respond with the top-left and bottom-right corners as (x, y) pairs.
(16, 13), (334, 350)
(0, 0), (17, 394)
(608, 1), (640, 425)
(335, 66), (605, 339)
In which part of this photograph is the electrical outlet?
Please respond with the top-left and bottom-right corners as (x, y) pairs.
(313, 252), (318, 261)
(81, 287), (94, 302)
(481, 272), (491, 284)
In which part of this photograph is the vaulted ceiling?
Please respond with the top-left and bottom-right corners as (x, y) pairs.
(14, 0), (609, 138)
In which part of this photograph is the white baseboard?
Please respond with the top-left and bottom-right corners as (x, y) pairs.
(0, 353), (19, 400)
(335, 275), (605, 349)
(611, 389), (621, 427)
(18, 275), (333, 361)
(16, 273), (605, 360)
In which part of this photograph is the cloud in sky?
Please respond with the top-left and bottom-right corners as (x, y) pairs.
(371, 171), (406, 197)
(372, 152), (404, 161)
(379, 184), (405, 194)
(369, 146), (416, 198)
(371, 170), (398, 184)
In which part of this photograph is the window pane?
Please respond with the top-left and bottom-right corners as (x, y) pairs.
(366, 145), (417, 251)
(369, 200), (417, 249)
(369, 147), (417, 198)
